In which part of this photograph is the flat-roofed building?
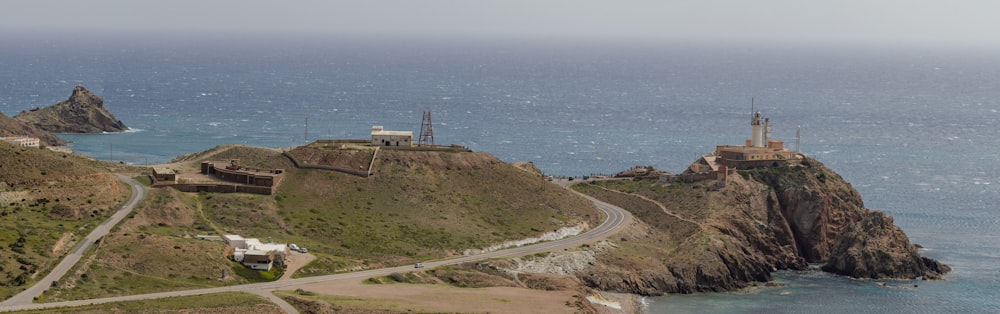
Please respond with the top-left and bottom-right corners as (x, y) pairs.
(223, 234), (289, 269)
(371, 125), (413, 147)
(151, 167), (176, 184)
(2, 137), (40, 148)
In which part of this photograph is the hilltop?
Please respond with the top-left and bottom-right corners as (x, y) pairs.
(14, 86), (127, 134)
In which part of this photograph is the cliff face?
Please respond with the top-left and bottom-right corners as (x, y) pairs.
(822, 211), (951, 279)
(14, 86), (127, 133)
(574, 157), (949, 296)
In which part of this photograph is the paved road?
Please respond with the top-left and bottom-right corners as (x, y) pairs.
(0, 179), (630, 313)
(0, 174), (147, 307)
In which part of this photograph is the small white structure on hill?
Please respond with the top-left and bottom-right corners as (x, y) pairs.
(2, 137), (40, 148)
(223, 234), (288, 271)
(371, 125), (413, 147)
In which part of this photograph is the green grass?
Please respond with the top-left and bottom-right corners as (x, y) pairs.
(44, 235), (244, 302)
(16, 292), (277, 313)
(229, 261), (284, 282)
(266, 149), (599, 273)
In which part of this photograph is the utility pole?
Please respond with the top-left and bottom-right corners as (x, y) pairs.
(796, 126), (802, 153)
(304, 117), (309, 143)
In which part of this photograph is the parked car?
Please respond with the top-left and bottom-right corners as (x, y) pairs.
(414, 263), (424, 268)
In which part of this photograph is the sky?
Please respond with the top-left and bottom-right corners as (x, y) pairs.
(2, 0), (999, 48)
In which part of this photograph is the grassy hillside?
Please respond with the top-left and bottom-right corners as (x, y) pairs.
(42, 187), (262, 302)
(276, 149), (599, 273)
(44, 145), (600, 300)
(0, 143), (131, 300)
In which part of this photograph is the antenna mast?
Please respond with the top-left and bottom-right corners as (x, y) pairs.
(795, 125), (802, 153)
(419, 111), (434, 146)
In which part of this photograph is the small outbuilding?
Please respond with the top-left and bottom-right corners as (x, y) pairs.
(241, 250), (275, 270)
(371, 125), (413, 147)
(151, 167), (177, 184)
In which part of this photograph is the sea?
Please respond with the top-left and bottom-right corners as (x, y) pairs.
(1, 32), (998, 313)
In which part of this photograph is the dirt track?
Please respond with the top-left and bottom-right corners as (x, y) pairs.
(279, 251), (316, 281)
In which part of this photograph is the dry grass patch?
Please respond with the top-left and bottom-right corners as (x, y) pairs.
(23, 292), (278, 313)
(0, 144), (130, 300)
(43, 187), (253, 301)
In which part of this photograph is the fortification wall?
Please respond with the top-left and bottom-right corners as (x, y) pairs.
(281, 151), (370, 177)
(164, 183), (275, 195)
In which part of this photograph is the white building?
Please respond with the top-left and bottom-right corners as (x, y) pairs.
(223, 234), (289, 270)
(2, 137), (40, 148)
(371, 125), (413, 147)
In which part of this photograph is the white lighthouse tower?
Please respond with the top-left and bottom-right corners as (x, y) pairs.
(750, 111), (771, 147)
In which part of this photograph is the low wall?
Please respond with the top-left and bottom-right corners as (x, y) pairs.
(719, 159), (787, 170)
(660, 172), (718, 183)
(162, 183), (275, 195)
(282, 151), (370, 177)
(382, 145), (471, 152)
(310, 139), (369, 145)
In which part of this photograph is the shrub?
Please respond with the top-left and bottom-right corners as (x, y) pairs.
(389, 272), (405, 282)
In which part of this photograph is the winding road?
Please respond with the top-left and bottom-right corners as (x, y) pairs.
(0, 178), (631, 313)
(1, 174), (146, 308)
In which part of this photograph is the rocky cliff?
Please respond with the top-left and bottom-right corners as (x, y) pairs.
(573, 157), (949, 295)
(14, 86), (127, 133)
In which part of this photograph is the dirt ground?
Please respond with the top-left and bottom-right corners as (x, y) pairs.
(279, 251), (316, 280)
(284, 278), (643, 314)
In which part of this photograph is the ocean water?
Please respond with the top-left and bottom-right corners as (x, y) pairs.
(1, 33), (998, 312)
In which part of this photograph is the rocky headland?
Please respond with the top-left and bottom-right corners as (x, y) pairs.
(14, 86), (127, 134)
(570, 157), (949, 295)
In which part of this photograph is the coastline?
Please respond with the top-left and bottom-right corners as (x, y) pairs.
(592, 291), (645, 314)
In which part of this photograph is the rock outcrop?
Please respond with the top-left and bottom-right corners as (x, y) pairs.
(822, 210), (951, 279)
(14, 86), (127, 133)
(575, 157), (949, 296)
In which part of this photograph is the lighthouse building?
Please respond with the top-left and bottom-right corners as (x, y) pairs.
(689, 109), (799, 172)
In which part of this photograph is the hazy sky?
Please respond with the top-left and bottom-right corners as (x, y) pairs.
(2, 0), (998, 47)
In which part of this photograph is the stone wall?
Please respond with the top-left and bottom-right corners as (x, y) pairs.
(165, 183), (275, 195)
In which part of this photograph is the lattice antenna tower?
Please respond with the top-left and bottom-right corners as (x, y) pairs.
(419, 110), (435, 146)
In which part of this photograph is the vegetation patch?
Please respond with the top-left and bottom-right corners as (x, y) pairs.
(272, 148), (599, 272)
(228, 261), (284, 282)
(43, 188), (250, 302)
(23, 292), (278, 313)
(429, 265), (518, 288)
(0, 145), (130, 300)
